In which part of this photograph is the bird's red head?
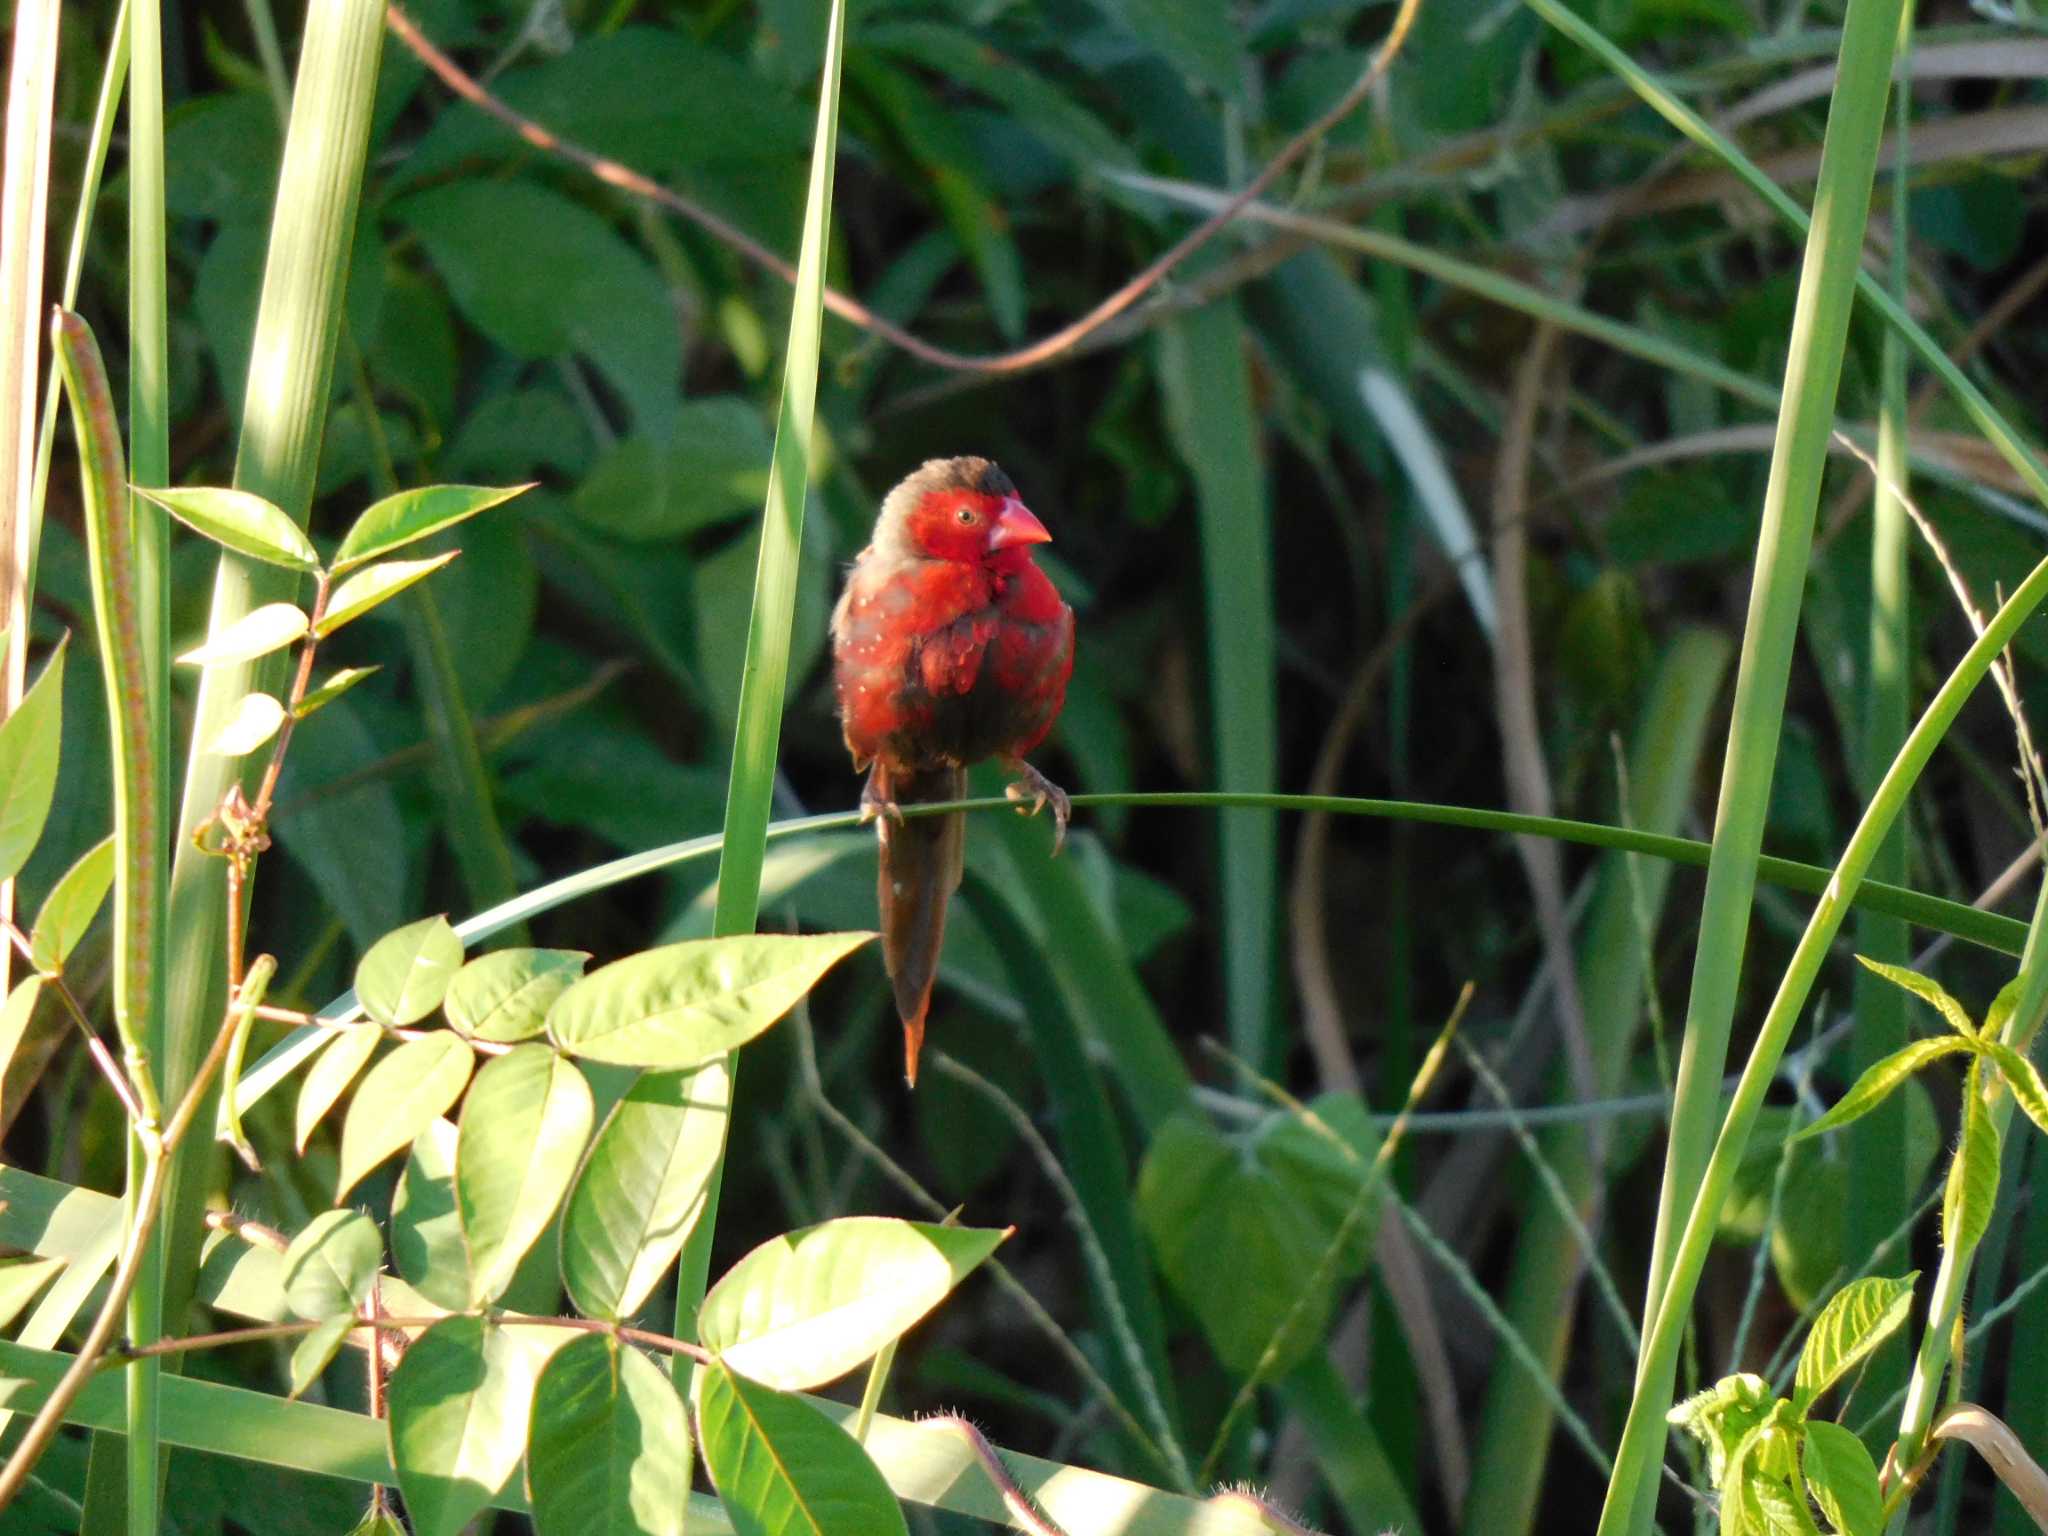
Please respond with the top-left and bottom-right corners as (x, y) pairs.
(882, 457), (1051, 569)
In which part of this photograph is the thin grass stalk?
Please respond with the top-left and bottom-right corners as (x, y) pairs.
(674, 0), (847, 1376)
(1847, 0), (1919, 1455)
(0, 0), (61, 991)
(156, 0), (388, 1390)
(117, 0), (174, 1519)
(1596, 548), (2048, 1534)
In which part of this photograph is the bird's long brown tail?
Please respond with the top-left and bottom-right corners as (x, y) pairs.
(873, 762), (966, 1086)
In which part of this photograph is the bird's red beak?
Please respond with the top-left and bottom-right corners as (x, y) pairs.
(988, 498), (1052, 550)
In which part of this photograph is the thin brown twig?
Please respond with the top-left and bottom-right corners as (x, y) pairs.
(383, 0), (1423, 378)
(108, 1311), (716, 1367)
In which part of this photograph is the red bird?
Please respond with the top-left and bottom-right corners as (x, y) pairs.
(832, 457), (1075, 1085)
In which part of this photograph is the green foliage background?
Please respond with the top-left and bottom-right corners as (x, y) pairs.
(12, 0), (2048, 1531)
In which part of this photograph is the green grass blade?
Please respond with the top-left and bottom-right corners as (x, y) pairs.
(676, 0), (847, 1379)
(1158, 298), (1278, 1068)
(156, 0), (388, 1440)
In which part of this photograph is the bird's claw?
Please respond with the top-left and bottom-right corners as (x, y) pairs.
(1005, 763), (1071, 854)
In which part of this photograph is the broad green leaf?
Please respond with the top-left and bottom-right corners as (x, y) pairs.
(444, 949), (586, 1044)
(28, 835), (113, 973)
(388, 1316), (554, 1536)
(1794, 1036), (1976, 1141)
(135, 485), (319, 570)
(526, 1333), (689, 1536)
(545, 932), (873, 1068)
(1944, 1070), (2002, 1255)
(1802, 1420), (1882, 1536)
(1751, 1466), (1823, 1536)
(1985, 975), (2026, 1041)
(699, 1216), (1008, 1390)
(392, 1118), (469, 1311)
(206, 691), (286, 756)
(1854, 956), (1977, 1037)
(296, 1026), (383, 1152)
(573, 408), (771, 543)
(1983, 1041), (2048, 1139)
(175, 601), (309, 666)
(1086, 0), (1241, 99)
(0, 978), (43, 1119)
(332, 483), (532, 572)
(283, 1209), (383, 1321)
(696, 1358), (909, 1536)
(344, 1507), (406, 1536)
(457, 1045), (594, 1305)
(560, 1062), (730, 1321)
(290, 1313), (356, 1400)
(356, 915), (464, 1026)
(0, 637), (65, 882)
(294, 664), (380, 720)
(337, 1033), (475, 1198)
(0, 1255), (63, 1331)
(1792, 1273), (1916, 1410)
(315, 552), (460, 637)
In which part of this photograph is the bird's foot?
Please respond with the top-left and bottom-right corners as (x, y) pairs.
(859, 772), (907, 842)
(1004, 761), (1071, 854)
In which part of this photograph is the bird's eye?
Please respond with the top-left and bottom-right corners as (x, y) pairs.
(956, 507), (978, 525)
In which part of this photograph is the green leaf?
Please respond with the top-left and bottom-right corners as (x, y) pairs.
(315, 553), (460, 638)
(205, 691), (286, 757)
(1983, 1041), (2048, 1140)
(571, 407), (771, 543)
(444, 949), (586, 1044)
(699, 1217), (1008, 1390)
(457, 1045), (594, 1305)
(331, 483), (533, 572)
(1792, 1273), (1916, 1410)
(1986, 975), (2027, 1041)
(356, 915), (464, 1027)
(1944, 1069), (2002, 1255)
(1802, 1420), (1882, 1536)
(28, 835), (113, 974)
(695, 1358), (908, 1536)
(1854, 956), (1978, 1037)
(388, 1316), (554, 1536)
(295, 1027), (383, 1152)
(175, 601), (309, 666)
(289, 1313), (356, 1400)
(294, 665), (380, 720)
(559, 1062), (730, 1321)
(343, 1507), (406, 1536)
(0, 978), (43, 1119)
(392, 1118), (469, 1312)
(1794, 1036), (1976, 1141)
(1085, 0), (1241, 99)
(526, 1333), (690, 1536)
(0, 637), (66, 882)
(135, 485), (319, 570)
(1667, 1373), (1776, 1489)
(283, 1209), (383, 1321)
(544, 932), (873, 1069)
(336, 1033), (475, 1199)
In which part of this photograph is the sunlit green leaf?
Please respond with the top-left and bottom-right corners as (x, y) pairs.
(332, 483), (533, 572)
(545, 932), (872, 1068)
(356, 915), (464, 1027)
(388, 1316), (555, 1536)
(392, 1118), (469, 1312)
(1667, 1374), (1775, 1489)
(206, 691), (286, 757)
(526, 1332), (689, 1536)
(0, 978), (43, 1120)
(1791, 1273), (1916, 1411)
(444, 949), (586, 1044)
(457, 1045), (594, 1305)
(294, 665), (381, 720)
(315, 553), (461, 638)
(296, 1026), (384, 1152)
(135, 484), (320, 569)
(695, 1358), (908, 1536)
(283, 1209), (383, 1321)
(560, 1062), (729, 1321)
(1793, 1036), (1976, 1141)
(337, 1033), (475, 1198)
(0, 637), (66, 882)
(700, 1217), (1006, 1390)
(1803, 1420), (1882, 1536)
(1984, 975), (2026, 1042)
(1983, 1041), (2048, 1141)
(343, 1506), (406, 1536)
(175, 601), (309, 666)
(1944, 1069), (2002, 1255)
(290, 1313), (356, 1400)
(1854, 955), (1977, 1037)
(28, 835), (113, 974)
